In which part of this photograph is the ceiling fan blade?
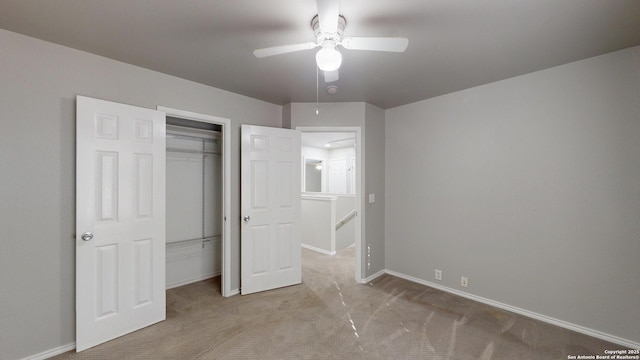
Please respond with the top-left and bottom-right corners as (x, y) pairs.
(316, 0), (340, 34)
(324, 70), (339, 83)
(341, 37), (409, 52)
(253, 42), (317, 58)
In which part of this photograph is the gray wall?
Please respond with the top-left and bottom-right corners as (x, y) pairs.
(0, 29), (282, 359)
(290, 102), (386, 278)
(282, 103), (292, 129)
(385, 46), (640, 344)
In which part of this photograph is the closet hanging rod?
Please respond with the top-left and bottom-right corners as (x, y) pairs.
(167, 123), (220, 134)
(166, 147), (219, 156)
(167, 124), (220, 138)
(167, 133), (217, 143)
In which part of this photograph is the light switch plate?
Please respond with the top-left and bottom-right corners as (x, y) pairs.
(368, 193), (375, 203)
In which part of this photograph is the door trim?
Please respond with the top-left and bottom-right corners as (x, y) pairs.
(157, 106), (232, 297)
(296, 126), (363, 283)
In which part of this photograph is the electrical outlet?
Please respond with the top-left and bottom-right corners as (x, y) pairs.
(461, 276), (468, 288)
(435, 269), (442, 281)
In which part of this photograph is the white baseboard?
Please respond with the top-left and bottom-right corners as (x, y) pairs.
(27, 269), (638, 360)
(385, 269), (640, 350)
(360, 269), (386, 283)
(301, 243), (336, 256)
(22, 342), (75, 360)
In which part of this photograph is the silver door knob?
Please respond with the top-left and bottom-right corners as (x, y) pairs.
(243, 216), (250, 222)
(81, 232), (94, 241)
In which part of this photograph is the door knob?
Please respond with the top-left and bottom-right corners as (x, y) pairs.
(243, 216), (250, 222)
(81, 232), (94, 241)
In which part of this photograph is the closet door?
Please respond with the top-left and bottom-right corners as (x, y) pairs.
(241, 125), (301, 295)
(76, 96), (166, 351)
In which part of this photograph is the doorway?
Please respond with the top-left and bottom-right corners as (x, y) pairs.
(158, 106), (232, 297)
(165, 119), (221, 290)
(297, 126), (363, 283)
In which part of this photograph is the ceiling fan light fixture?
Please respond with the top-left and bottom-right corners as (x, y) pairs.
(316, 45), (342, 72)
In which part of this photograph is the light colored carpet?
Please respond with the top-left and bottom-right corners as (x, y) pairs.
(53, 247), (620, 359)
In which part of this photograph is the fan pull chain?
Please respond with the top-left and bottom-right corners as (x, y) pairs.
(316, 65), (319, 115)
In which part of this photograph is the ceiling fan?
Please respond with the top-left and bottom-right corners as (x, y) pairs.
(253, 0), (409, 83)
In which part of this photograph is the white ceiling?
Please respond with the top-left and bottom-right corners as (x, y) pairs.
(1, 0), (639, 109)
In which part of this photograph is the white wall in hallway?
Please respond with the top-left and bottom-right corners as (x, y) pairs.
(291, 102), (387, 279)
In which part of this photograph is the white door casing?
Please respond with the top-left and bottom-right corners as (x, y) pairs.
(296, 126), (363, 283)
(157, 106), (232, 297)
(241, 125), (301, 295)
(349, 157), (356, 194)
(76, 96), (166, 351)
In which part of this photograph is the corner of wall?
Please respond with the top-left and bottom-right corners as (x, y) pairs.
(363, 102), (386, 277)
(282, 103), (292, 129)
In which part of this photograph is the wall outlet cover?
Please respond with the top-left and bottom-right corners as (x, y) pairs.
(435, 269), (442, 281)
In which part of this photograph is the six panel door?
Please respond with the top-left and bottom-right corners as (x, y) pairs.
(76, 96), (166, 351)
(240, 125), (301, 295)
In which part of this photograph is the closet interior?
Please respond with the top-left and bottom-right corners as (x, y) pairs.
(165, 117), (222, 289)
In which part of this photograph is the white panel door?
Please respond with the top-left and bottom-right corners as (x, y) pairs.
(241, 125), (301, 295)
(76, 96), (166, 351)
(329, 158), (347, 193)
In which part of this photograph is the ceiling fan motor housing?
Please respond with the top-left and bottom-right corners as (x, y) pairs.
(311, 14), (346, 43)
